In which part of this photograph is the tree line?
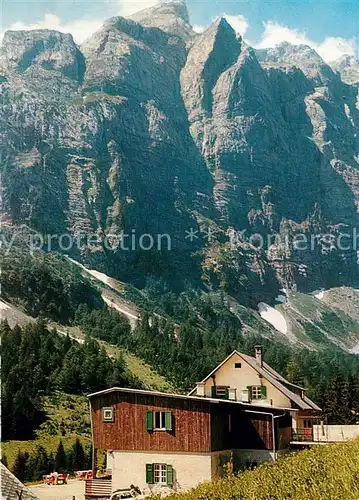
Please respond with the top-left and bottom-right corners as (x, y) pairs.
(1, 253), (103, 323)
(0, 320), (140, 441)
(2, 439), (91, 482)
(75, 299), (359, 425)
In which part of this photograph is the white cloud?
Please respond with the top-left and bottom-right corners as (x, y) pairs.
(223, 14), (248, 37)
(192, 13), (249, 37)
(316, 37), (357, 63)
(193, 24), (205, 34)
(116, 0), (160, 17)
(255, 20), (357, 62)
(1, 8), (356, 65)
(256, 21), (308, 48)
(1, 13), (103, 44)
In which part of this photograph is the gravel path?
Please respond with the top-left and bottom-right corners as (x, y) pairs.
(28, 479), (85, 500)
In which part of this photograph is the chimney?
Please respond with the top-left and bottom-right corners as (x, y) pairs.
(254, 345), (263, 366)
(196, 382), (205, 397)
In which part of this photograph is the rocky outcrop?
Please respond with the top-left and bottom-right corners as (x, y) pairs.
(0, 29), (84, 81)
(331, 55), (359, 86)
(129, 0), (194, 39)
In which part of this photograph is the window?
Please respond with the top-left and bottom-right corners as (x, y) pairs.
(146, 464), (173, 486)
(304, 419), (312, 428)
(145, 410), (172, 431)
(234, 362), (242, 368)
(154, 464), (167, 484)
(211, 385), (229, 399)
(102, 407), (114, 422)
(251, 386), (262, 400)
(249, 385), (267, 400)
(155, 411), (167, 430)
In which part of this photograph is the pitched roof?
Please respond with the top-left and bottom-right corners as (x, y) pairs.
(188, 350), (321, 412)
(1, 463), (39, 500)
(88, 386), (296, 412)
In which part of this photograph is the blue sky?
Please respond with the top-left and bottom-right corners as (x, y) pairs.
(1, 0), (358, 62)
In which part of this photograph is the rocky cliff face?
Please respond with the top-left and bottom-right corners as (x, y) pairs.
(1, 2), (359, 302)
(331, 55), (359, 86)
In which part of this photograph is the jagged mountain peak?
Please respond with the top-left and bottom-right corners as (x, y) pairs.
(212, 16), (234, 30)
(255, 41), (340, 85)
(0, 28), (83, 81)
(1, 28), (77, 57)
(180, 13), (243, 119)
(189, 15), (240, 55)
(331, 54), (359, 85)
(256, 41), (324, 66)
(130, 0), (190, 23)
(203, 16), (239, 39)
(332, 54), (359, 68)
(129, 0), (193, 38)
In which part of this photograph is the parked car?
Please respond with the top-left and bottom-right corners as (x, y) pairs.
(109, 485), (142, 499)
(109, 489), (133, 499)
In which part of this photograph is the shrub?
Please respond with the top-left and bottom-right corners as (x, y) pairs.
(155, 439), (359, 500)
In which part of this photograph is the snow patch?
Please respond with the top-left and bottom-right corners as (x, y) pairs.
(349, 342), (359, 355)
(314, 290), (325, 300)
(102, 297), (139, 321)
(56, 328), (85, 344)
(258, 302), (288, 335)
(65, 256), (121, 290)
(0, 300), (11, 311)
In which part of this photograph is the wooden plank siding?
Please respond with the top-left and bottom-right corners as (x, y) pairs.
(90, 392), (212, 453)
(90, 391), (292, 455)
(276, 413), (292, 449)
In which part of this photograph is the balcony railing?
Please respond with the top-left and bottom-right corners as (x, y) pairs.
(85, 478), (112, 498)
(291, 429), (315, 442)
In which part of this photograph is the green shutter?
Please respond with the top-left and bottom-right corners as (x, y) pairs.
(165, 411), (172, 431)
(146, 410), (153, 431)
(247, 386), (252, 400)
(224, 388), (229, 400)
(166, 464), (173, 486)
(261, 385), (267, 399)
(146, 464), (153, 484)
(211, 386), (216, 398)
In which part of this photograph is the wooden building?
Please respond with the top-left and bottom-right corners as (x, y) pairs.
(87, 387), (294, 496)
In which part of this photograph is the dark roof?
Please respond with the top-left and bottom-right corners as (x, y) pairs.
(1, 463), (38, 500)
(188, 350), (321, 412)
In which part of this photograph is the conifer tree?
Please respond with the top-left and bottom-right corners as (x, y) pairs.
(1, 452), (8, 467)
(286, 357), (305, 387)
(13, 451), (29, 482)
(72, 438), (86, 471)
(55, 440), (67, 473)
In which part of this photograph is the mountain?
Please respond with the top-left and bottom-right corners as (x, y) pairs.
(1, 2), (359, 305)
(331, 55), (359, 86)
(129, 0), (194, 39)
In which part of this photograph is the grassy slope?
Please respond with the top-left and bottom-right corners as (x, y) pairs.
(1, 298), (174, 393)
(158, 439), (359, 500)
(2, 392), (91, 469)
(51, 324), (175, 393)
